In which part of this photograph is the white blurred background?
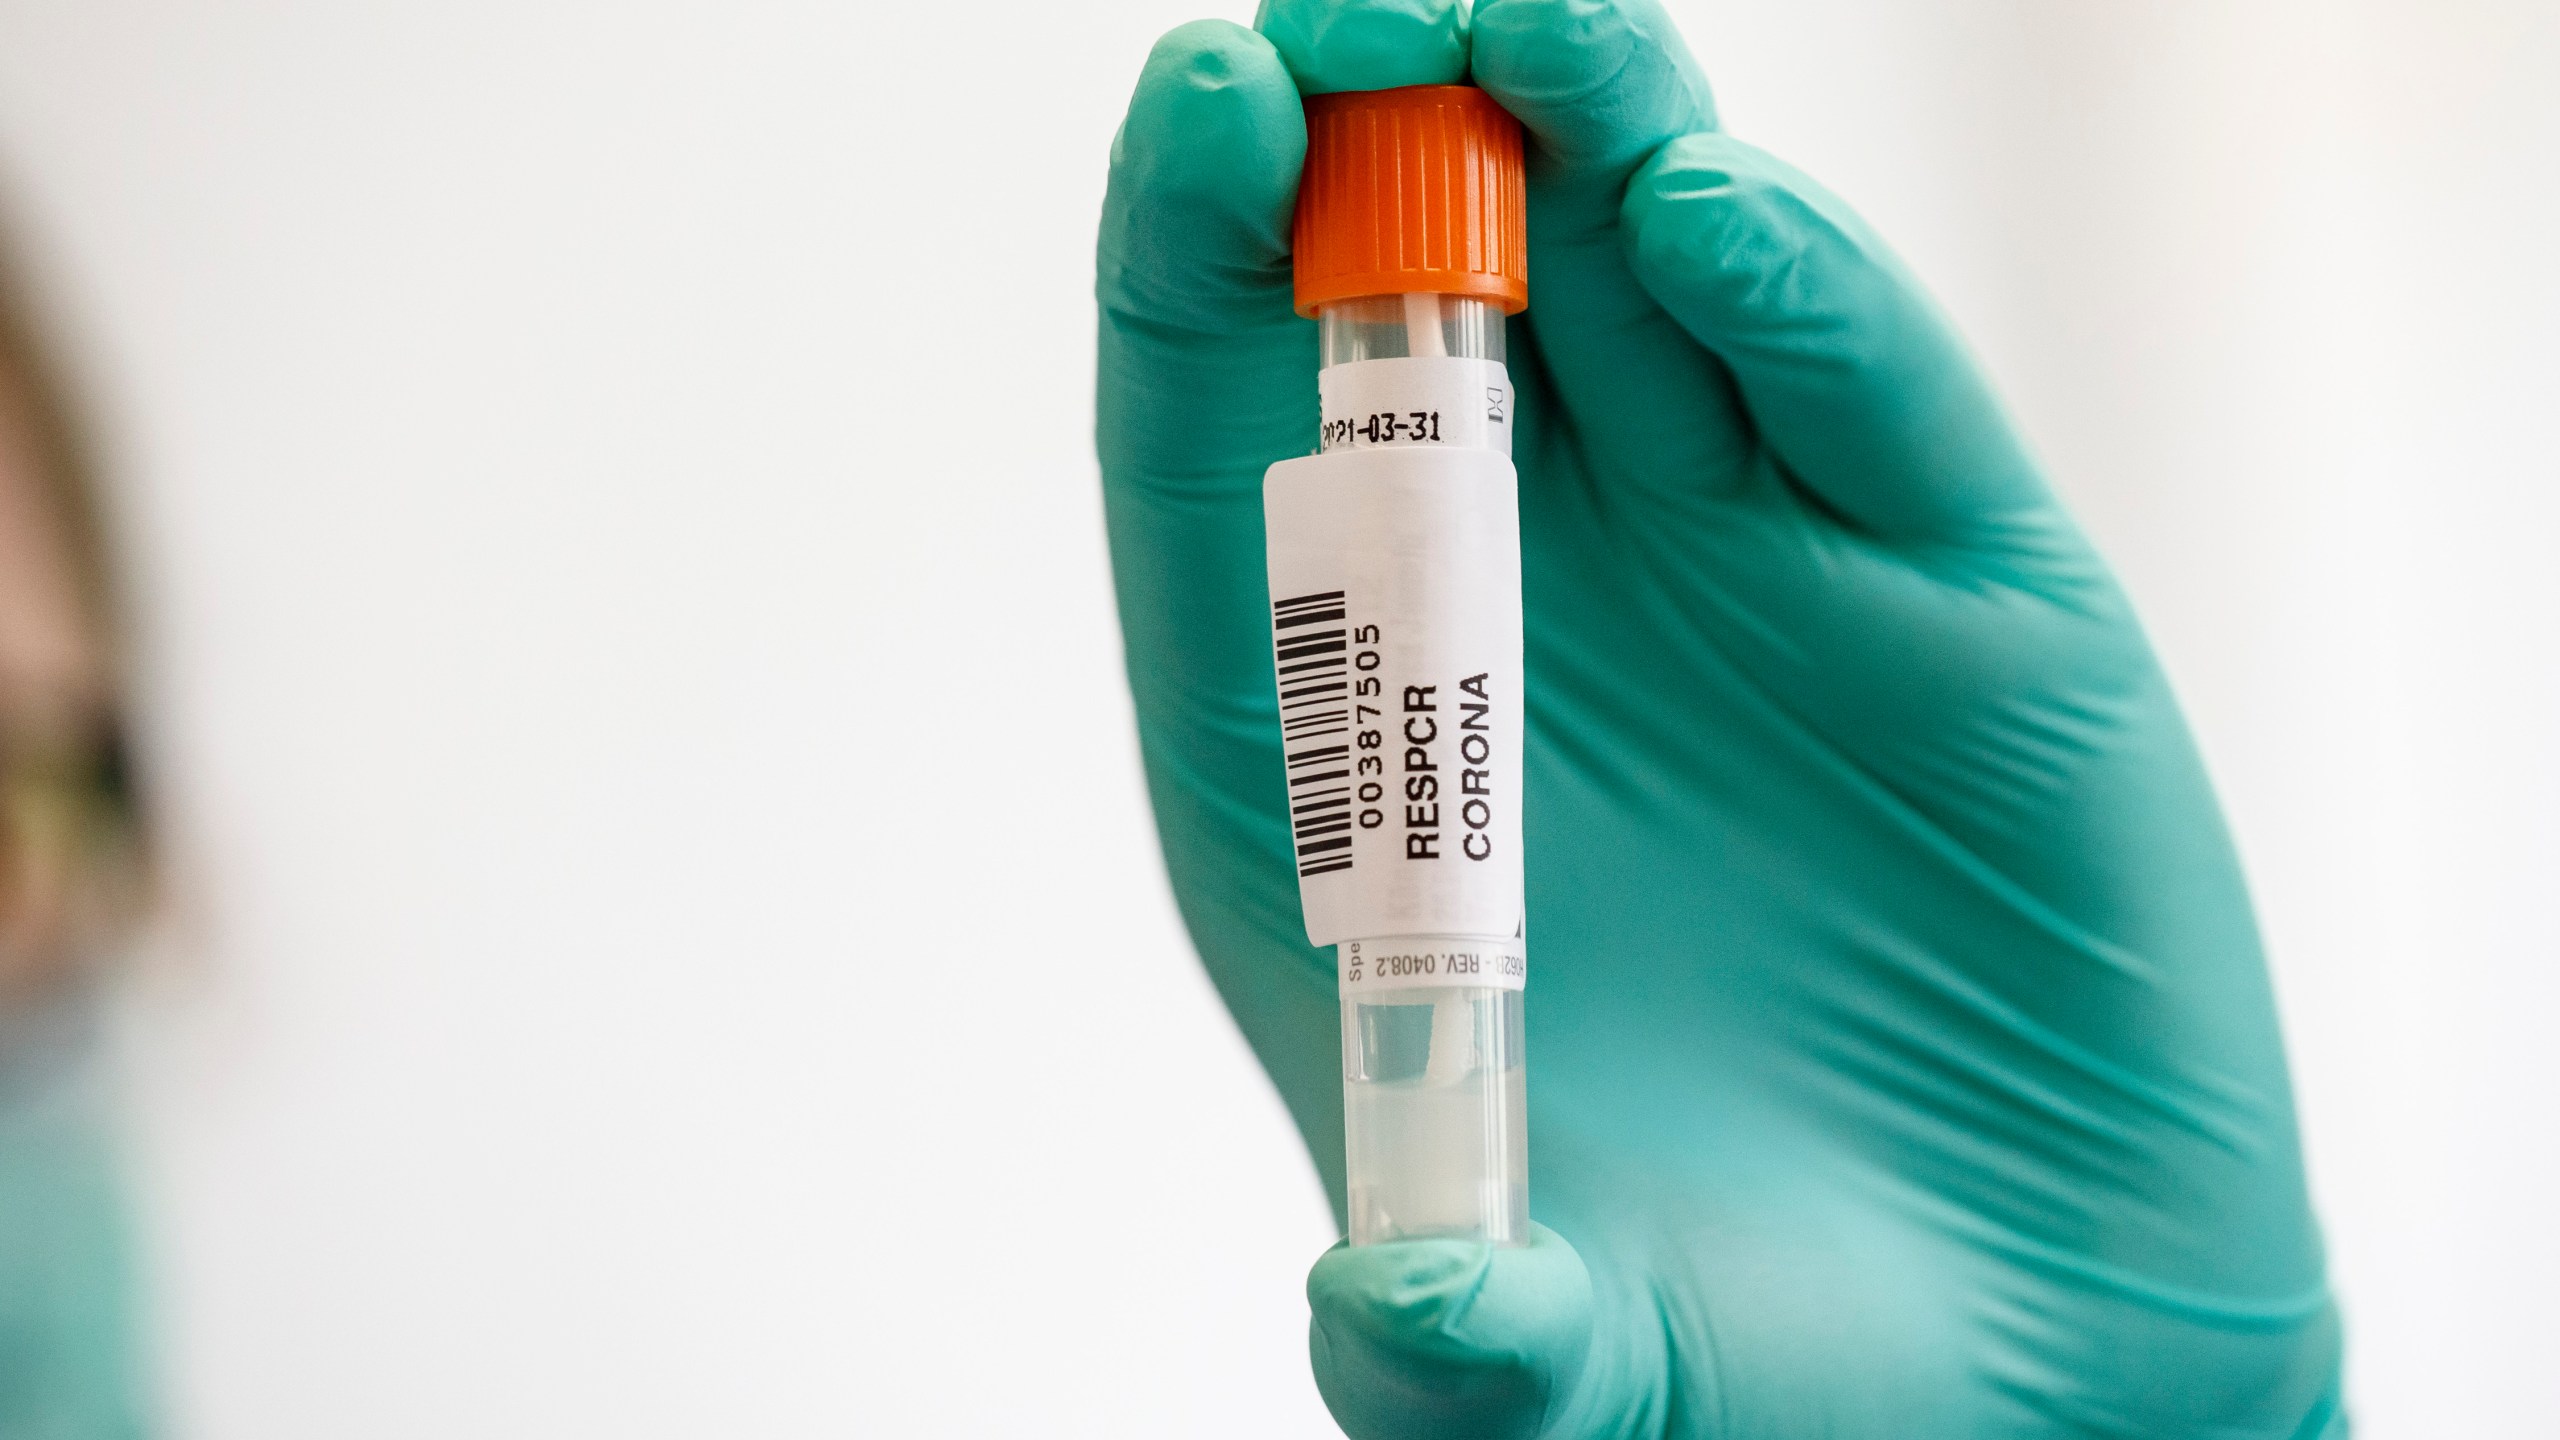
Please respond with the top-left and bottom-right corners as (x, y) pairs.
(0, 0), (2549, 1434)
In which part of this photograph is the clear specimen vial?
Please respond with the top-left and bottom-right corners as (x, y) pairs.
(1265, 86), (1532, 1247)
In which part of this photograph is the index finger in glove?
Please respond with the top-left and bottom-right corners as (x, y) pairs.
(1096, 22), (1306, 726)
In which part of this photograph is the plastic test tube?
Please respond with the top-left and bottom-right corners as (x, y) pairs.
(1319, 292), (1526, 1247)
(1264, 85), (1533, 1248)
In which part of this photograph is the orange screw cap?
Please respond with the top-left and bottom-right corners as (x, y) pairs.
(1293, 85), (1529, 319)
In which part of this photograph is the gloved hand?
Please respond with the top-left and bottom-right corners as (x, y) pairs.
(1095, 2), (2345, 1434)
(0, 992), (146, 1438)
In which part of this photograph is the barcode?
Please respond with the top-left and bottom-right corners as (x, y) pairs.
(1272, 589), (1354, 878)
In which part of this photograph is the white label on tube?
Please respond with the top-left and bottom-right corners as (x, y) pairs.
(1340, 934), (1527, 996)
(1319, 357), (1514, 456)
(1263, 439), (1525, 958)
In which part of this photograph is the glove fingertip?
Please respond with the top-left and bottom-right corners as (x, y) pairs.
(1255, 0), (1469, 96)
(1102, 21), (1303, 332)
(1471, 0), (1718, 166)
(1306, 1225), (1593, 1440)
(1115, 20), (1300, 207)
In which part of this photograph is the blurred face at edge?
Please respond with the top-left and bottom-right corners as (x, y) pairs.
(0, 285), (140, 1004)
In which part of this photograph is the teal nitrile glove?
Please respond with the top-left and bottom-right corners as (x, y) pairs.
(0, 994), (148, 1439)
(1095, 1), (2346, 1435)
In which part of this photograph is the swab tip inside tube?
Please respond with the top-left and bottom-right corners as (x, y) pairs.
(1402, 291), (1449, 358)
